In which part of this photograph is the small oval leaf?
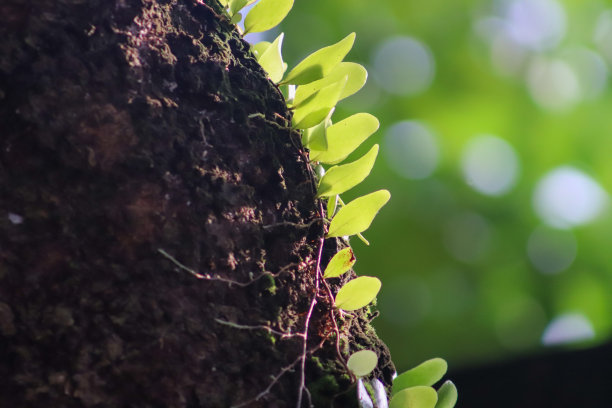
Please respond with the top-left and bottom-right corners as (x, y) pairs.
(326, 195), (338, 219)
(318, 144), (379, 197)
(292, 76), (346, 129)
(294, 62), (367, 107)
(230, 11), (243, 24)
(257, 33), (285, 83)
(244, 0), (294, 34)
(390, 386), (438, 408)
(302, 118), (329, 150)
(324, 247), (356, 278)
(252, 40), (271, 59)
(348, 350), (378, 377)
(327, 190), (390, 238)
(393, 358), (448, 395)
(335, 276), (381, 311)
(310, 113), (379, 164)
(282, 33), (356, 85)
(229, 0), (249, 16)
(435, 381), (458, 408)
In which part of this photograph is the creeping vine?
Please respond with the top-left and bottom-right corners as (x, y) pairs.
(163, 0), (461, 407)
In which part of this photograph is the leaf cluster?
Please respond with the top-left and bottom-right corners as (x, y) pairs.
(223, 2), (458, 407)
(353, 357), (458, 408)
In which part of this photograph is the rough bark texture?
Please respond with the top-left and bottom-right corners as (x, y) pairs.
(0, 1), (394, 407)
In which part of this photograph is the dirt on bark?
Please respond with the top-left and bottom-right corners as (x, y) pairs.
(0, 1), (394, 407)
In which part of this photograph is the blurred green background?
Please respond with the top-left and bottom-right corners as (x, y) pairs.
(254, 0), (612, 373)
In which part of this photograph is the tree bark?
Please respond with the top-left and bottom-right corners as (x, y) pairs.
(0, 1), (393, 407)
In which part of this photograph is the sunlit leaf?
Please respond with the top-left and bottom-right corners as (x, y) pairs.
(435, 381), (458, 408)
(293, 62), (367, 107)
(390, 386), (438, 408)
(257, 33), (285, 83)
(348, 350), (378, 377)
(326, 195), (338, 219)
(229, 0), (248, 16)
(292, 76), (346, 129)
(244, 0), (294, 34)
(327, 190), (390, 238)
(252, 41), (271, 59)
(318, 144), (379, 197)
(335, 276), (381, 311)
(393, 358), (448, 395)
(314, 164), (325, 179)
(281, 33), (356, 85)
(302, 114), (330, 150)
(323, 247), (356, 278)
(230, 12), (242, 24)
(309, 113), (379, 164)
(219, 0), (230, 7)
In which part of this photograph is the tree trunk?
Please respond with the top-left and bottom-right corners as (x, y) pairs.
(0, 1), (394, 407)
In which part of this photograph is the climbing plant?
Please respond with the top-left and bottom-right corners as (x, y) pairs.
(219, 0), (459, 406)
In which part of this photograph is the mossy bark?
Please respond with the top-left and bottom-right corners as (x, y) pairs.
(0, 1), (394, 407)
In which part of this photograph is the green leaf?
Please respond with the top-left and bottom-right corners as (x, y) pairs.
(252, 41), (271, 59)
(393, 358), (448, 396)
(302, 114), (330, 150)
(230, 11), (243, 24)
(229, 0), (248, 16)
(292, 76), (346, 129)
(326, 195), (338, 219)
(323, 247), (355, 278)
(390, 386), (438, 408)
(317, 144), (379, 197)
(347, 350), (378, 377)
(244, 0), (294, 34)
(281, 33), (356, 85)
(327, 190), (390, 238)
(219, 0), (230, 7)
(314, 164), (325, 179)
(309, 113), (379, 164)
(335, 276), (381, 311)
(293, 62), (367, 107)
(435, 381), (458, 408)
(257, 33), (285, 83)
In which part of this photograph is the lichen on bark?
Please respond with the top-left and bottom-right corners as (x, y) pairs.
(0, 0), (394, 407)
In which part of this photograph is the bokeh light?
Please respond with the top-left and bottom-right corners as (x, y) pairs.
(280, 0), (612, 374)
(527, 57), (580, 111)
(460, 135), (520, 196)
(371, 36), (435, 96)
(541, 313), (595, 346)
(533, 166), (608, 229)
(384, 120), (439, 180)
(527, 226), (577, 274)
(594, 10), (612, 65)
(561, 47), (608, 100)
(489, 24), (529, 76)
(503, 0), (566, 51)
